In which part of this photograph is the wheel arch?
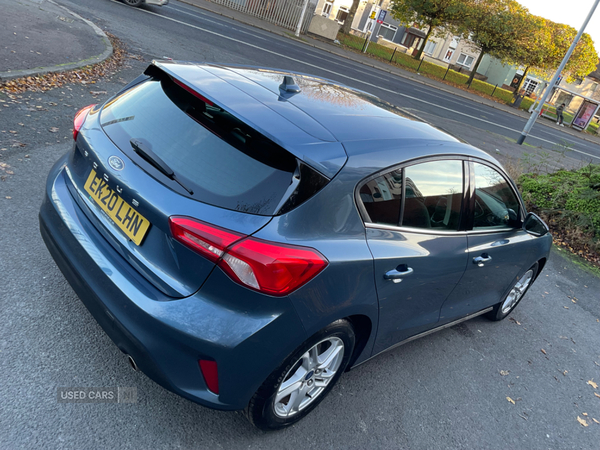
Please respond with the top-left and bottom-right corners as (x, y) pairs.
(344, 314), (373, 369)
(536, 257), (547, 279)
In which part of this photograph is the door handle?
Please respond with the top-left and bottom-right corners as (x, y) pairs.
(473, 253), (492, 267)
(384, 265), (414, 283)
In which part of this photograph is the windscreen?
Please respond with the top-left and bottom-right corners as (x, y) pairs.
(100, 75), (300, 215)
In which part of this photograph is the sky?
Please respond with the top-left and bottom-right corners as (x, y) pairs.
(518, 0), (600, 51)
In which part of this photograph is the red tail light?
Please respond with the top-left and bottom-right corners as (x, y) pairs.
(73, 104), (96, 141)
(199, 360), (219, 394)
(169, 217), (328, 297)
(169, 217), (245, 263)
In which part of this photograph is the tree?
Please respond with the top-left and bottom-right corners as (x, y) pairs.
(507, 15), (548, 92)
(460, 0), (533, 86)
(340, 0), (361, 35)
(546, 25), (599, 81)
(389, 0), (466, 60)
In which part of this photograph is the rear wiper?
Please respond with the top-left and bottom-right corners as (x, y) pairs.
(130, 139), (193, 195)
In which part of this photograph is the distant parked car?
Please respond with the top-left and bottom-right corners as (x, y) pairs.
(39, 61), (551, 430)
(122, 0), (168, 7)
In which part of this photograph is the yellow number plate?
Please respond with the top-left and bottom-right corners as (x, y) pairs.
(84, 170), (151, 245)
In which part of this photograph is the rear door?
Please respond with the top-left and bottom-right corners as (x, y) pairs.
(439, 161), (536, 320)
(359, 159), (469, 354)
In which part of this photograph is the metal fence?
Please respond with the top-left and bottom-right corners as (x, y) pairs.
(209, 0), (317, 33)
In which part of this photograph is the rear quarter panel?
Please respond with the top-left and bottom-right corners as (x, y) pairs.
(251, 165), (379, 367)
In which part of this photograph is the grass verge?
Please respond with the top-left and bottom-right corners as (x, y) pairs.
(518, 164), (600, 267)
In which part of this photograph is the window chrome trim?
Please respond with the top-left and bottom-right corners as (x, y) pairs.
(365, 222), (467, 236)
(365, 222), (517, 236)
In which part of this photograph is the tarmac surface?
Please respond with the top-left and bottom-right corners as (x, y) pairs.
(0, 0), (111, 80)
(0, 1), (599, 448)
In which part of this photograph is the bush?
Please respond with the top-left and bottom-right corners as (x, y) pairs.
(519, 165), (600, 259)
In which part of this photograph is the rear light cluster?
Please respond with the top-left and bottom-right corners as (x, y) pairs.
(73, 104), (96, 141)
(169, 217), (328, 297)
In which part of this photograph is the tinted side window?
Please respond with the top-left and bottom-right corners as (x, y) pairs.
(402, 160), (463, 231)
(472, 163), (520, 229)
(360, 169), (402, 226)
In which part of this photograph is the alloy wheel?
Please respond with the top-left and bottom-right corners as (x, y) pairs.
(501, 269), (534, 314)
(273, 337), (344, 418)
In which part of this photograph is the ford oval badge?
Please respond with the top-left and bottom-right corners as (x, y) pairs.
(108, 156), (125, 171)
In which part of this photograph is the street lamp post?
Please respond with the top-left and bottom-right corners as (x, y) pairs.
(517, 0), (600, 145)
(295, 0), (310, 37)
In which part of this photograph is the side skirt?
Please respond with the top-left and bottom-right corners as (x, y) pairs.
(350, 307), (493, 369)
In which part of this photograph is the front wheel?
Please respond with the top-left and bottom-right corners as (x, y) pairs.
(245, 320), (355, 431)
(486, 262), (539, 321)
(122, 0), (144, 6)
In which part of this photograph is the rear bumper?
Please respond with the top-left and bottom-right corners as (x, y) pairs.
(145, 0), (169, 5)
(39, 156), (306, 410)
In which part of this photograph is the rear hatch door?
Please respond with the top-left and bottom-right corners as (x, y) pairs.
(66, 73), (315, 298)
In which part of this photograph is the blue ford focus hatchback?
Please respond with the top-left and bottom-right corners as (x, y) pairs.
(40, 61), (551, 430)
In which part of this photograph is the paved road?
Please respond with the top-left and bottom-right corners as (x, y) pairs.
(1, 1), (599, 449)
(60, 0), (600, 164)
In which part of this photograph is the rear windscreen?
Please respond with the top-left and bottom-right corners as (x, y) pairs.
(100, 75), (301, 215)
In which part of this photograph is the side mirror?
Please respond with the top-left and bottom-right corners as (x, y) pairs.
(523, 212), (549, 237)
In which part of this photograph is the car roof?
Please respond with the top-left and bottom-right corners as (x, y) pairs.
(150, 61), (498, 176)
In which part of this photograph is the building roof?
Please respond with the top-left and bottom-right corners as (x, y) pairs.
(588, 62), (600, 82)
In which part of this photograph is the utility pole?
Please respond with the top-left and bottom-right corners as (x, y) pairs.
(517, 0), (600, 145)
(295, 0), (310, 37)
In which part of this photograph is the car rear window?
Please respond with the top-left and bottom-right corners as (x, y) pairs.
(100, 75), (314, 215)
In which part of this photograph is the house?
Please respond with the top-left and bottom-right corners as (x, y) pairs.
(420, 34), (481, 72)
(475, 55), (546, 95)
(313, 0), (481, 69)
(476, 56), (600, 103)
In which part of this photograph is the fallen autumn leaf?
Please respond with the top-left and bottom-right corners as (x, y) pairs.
(577, 416), (589, 427)
(506, 397), (515, 405)
(588, 380), (598, 389)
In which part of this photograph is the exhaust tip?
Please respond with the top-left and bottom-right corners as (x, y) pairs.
(127, 355), (138, 371)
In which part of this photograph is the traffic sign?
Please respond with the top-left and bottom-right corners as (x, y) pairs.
(376, 10), (386, 24)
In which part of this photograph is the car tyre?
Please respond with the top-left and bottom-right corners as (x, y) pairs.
(244, 319), (355, 431)
(486, 262), (539, 321)
(123, 0), (144, 6)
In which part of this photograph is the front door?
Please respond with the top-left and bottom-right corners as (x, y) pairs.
(359, 159), (469, 354)
(440, 161), (535, 321)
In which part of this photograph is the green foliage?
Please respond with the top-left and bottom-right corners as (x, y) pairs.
(389, 0), (467, 58)
(389, 0), (464, 30)
(458, 0), (533, 85)
(519, 165), (600, 254)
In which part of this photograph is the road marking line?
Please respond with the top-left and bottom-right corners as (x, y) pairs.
(166, 4), (268, 41)
(172, 2), (401, 83)
(110, 0), (600, 160)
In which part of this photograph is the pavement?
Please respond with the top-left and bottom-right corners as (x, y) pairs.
(0, 0), (112, 80)
(1, 0), (600, 149)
